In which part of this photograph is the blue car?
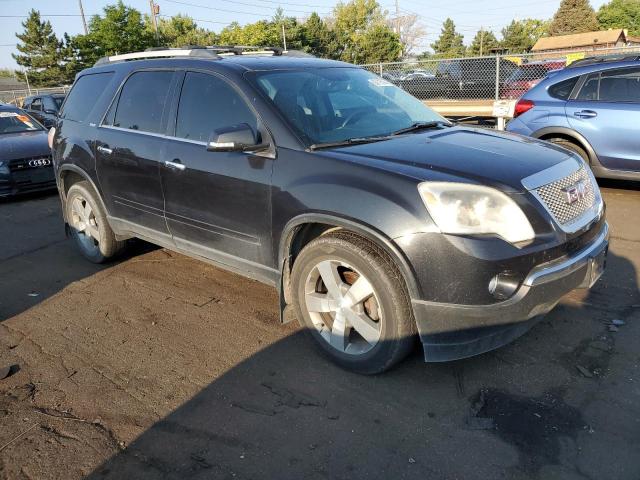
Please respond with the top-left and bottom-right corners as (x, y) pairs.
(506, 56), (640, 181)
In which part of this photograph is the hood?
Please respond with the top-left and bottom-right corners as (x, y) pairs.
(0, 130), (50, 161)
(320, 126), (574, 192)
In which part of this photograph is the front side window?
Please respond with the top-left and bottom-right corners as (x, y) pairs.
(250, 67), (445, 145)
(61, 72), (115, 122)
(576, 73), (600, 101)
(112, 71), (174, 134)
(175, 71), (257, 142)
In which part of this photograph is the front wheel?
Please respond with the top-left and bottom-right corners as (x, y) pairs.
(291, 231), (416, 374)
(66, 181), (125, 263)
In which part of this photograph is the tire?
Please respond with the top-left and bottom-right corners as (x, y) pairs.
(291, 231), (416, 374)
(66, 181), (125, 263)
(548, 138), (590, 163)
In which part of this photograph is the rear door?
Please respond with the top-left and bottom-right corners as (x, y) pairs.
(160, 70), (275, 281)
(567, 66), (640, 172)
(96, 70), (176, 240)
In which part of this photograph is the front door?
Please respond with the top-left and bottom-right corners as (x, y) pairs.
(160, 71), (275, 282)
(96, 70), (176, 239)
(567, 66), (640, 172)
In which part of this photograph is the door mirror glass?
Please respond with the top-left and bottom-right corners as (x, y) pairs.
(207, 123), (263, 152)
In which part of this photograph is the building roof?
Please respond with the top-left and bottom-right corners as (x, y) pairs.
(532, 29), (628, 51)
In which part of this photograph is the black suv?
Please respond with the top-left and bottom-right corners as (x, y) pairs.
(22, 93), (65, 128)
(52, 47), (608, 374)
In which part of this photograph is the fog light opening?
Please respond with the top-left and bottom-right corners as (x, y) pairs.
(488, 272), (521, 300)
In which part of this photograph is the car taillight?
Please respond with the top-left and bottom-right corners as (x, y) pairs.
(513, 99), (534, 118)
(48, 127), (55, 149)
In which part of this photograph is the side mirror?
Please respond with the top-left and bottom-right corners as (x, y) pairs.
(207, 123), (268, 152)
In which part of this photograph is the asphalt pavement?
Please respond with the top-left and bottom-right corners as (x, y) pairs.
(0, 182), (639, 480)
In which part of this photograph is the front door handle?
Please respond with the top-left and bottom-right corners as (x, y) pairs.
(164, 159), (186, 171)
(574, 110), (598, 119)
(97, 145), (113, 155)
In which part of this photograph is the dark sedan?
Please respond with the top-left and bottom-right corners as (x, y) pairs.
(22, 94), (65, 128)
(0, 105), (55, 197)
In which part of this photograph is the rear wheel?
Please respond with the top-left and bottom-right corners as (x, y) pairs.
(66, 181), (125, 263)
(291, 231), (415, 374)
(548, 138), (589, 163)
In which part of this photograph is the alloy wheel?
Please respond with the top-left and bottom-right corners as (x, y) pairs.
(304, 260), (382, 355)
(70, 196), (100, 250)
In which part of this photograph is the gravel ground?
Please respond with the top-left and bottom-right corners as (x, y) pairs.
(1, 181), (639, 480)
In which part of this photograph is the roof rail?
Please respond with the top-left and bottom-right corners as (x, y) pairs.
(93, 45), (316, 66)
(94, 48), (221, 66)
(566, 54), (640, 68)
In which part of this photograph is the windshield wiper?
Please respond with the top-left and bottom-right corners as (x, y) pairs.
(309, 136), (391, 150)
(389, 121), (451, 136)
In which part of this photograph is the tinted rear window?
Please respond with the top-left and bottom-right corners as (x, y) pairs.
(549, 77), (579, 100)
(61, 72), (114, 122)
(113, 71), (174, 134)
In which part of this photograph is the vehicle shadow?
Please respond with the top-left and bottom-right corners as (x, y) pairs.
(81, 249), (639, 480)
(0, 191), (156, 321)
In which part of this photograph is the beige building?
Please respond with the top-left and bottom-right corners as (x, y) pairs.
(532, 29), (640, 53)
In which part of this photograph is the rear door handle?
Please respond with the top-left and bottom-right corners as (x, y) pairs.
(574, 110), (598, 119)
(97, 145), (113, 155)
(164, 159), (186, 171)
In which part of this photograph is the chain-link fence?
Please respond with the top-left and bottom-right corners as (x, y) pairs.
(361, 46), (640, 103)
(0, 86), (70, 107)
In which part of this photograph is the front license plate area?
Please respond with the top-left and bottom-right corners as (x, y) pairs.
(588, 246), (607, 288)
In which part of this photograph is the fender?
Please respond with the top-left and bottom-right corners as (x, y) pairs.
(531, 126), (600, 165)
(278, 213), (421, 301)
(57, 164), (110, 223)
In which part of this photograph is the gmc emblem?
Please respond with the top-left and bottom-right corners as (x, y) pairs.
(563, 180), (590, 205)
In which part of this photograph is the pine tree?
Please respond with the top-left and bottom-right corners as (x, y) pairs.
(501, 19), (550, 52)
(12, 9), (67, 87)
(302, 13), (338, 58)
(467, 29), (499, 56)
(431, 19), (465, 57)
(549, 0), (600, 36)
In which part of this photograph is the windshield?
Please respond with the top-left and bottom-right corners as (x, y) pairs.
(0, 111), (43, 134)
(251, 67), (445, 145)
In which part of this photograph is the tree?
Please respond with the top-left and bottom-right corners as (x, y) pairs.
(501, 19), (550, 52)
(431, 18), (465, 57)
(154, 15), (217, 47)
(549, 0), (600, 36)
(467, 29), (499, 56)
(71, 1), (155, 71)
(12, 10), (68, 87)
(389, 13), (426, 57)
(598, 0), (640, 36)
(332, 0), (402, 63)
(302, 13), (339, 58)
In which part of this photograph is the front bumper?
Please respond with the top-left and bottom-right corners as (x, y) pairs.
(413, 222), (609, 362)
(0, 168), (56, 197)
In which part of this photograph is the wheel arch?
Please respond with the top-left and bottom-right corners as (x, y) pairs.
(532, 126), (599, 165)
(278, 214), (421, 307)
(57, 165), (110, 223)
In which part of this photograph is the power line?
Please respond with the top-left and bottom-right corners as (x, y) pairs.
(161, 0), (330, 17)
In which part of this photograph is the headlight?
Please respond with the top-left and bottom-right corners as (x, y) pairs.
(418, 182), (535, 244)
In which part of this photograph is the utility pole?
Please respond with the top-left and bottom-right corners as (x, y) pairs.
(395, 0), (401, 36)
(149, 0), (159, 44)
(281, 23), (287, 51)
(480, 26), (484, 56)
(78, 0), (88, 35)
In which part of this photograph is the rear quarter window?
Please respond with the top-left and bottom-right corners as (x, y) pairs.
(60, 72), (115, 122)
(548, 76), (579, 100)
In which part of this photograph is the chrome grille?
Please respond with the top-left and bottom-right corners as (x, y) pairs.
(536, 167), (595, 225)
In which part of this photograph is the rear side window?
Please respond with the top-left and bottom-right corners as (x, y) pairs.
(175, 72), (257, 142)
(549, 77), (579, 100)
(576, 73), (599, 101)
(599, 67), (640, 102)
(31, 98), (42, 111)
(112, 71), (173, 134)
(61, 72), (114, 122)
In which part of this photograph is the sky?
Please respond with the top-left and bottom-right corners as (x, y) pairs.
(0, 0), (610, 69)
